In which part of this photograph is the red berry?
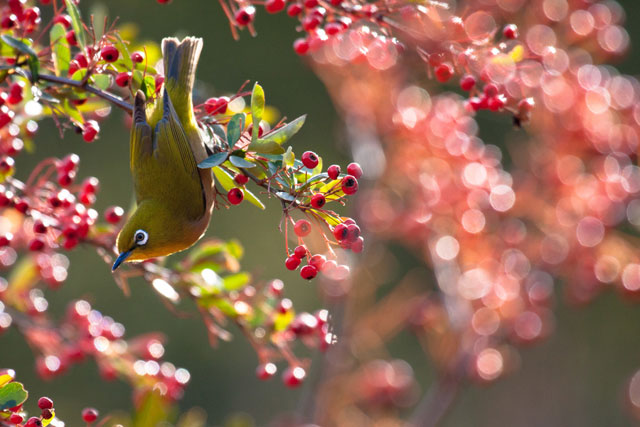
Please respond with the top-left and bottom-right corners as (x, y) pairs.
(66, 30), (77, 46)
(105, 206), (124, 224)
(155, 75), (164, 92)
(0, 233), (13, 247)
(157, 0), (172, 3)
(82, 177), (99, 195)
(74, 53), (88, 68)
(293, 38), (309, 55)
(346, 223), (360, 241)
(283, 366), (306, 387)
(29, 238), (45, 251)
(115, 72), (131, 87)
(228, 188), (244, 205)
(293, 245), (307, 259)
(0, 157), (15, 174)
(204, 97), (229, 115)
(310, 193), (326, 209)
(341, 175), (358, 195)
(278, 298), (293, 314)
(330, 0), (342, 5)
(325, 22), (343, 36)
(294, 219), (311, 237)
(265, 0), (285, 13)
(304, 0), (318, 7)
(503, 24), (518, 39)
(1, 15), (17, 29)
(100, 45), (119, 62)
(82, 408), (99, 423)
(67, 59), (81, 76)
(488, 96), (505, 111)
(302, 15), (321, 31)
(234, 173), (249, 185)
(14, 200), (28, 213)
(309, 254), (326, 270)
(333, 223), (348, 241)
(9, 414), (23, 424)
(82, 121), (99, 142)
(346, 162), (362, 179)
(256, 362), (277, 380)
(484, 83), (499, 98)
(25, 417), (42, 427)
(54, 14), (71, 28)
(7, 82), (23, 105)
(285, 255), (301, 270)
(131, 51), (144, 63)
(37, 397), (53, 410)
(287, 3), (303, 16)
(300, 264), (318, 280)
(269, 279), (284, 296)
(460, 74), (476, 91)
(327, 164), (340, 180)
(0, 108), (14, 129)
(435, 63), (453, 83)
(234, 6), (255, 26)
(58, 171), (75, 187)
(41, 408), (53, 420)
(351, 236), (364, 253)
(33, 220), (47, 234)
(301, 151), (319, 169)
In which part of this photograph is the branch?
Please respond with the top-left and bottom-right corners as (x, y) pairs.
(23, 71), (133, 114)
(408, 372), (461, 427)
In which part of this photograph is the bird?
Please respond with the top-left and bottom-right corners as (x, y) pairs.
(112, 37), (214, 270)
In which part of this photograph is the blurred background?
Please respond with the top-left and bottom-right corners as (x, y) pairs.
(3, 0), (640, 426)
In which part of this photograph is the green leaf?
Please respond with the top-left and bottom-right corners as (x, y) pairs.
(0, 382), (28, 411)
(258, 114), (306, 145)
(133, 391), (170, 427)
(212, 124), (228, 147)
(114, 34), (133, 70)
(251, 82), (265, 145)
(64, 0), (86, 49)
(91, 73), (111, 90)
(62, 99), (84, 124)
(223, 272), (251, 291)
(50, 23), (70, 76)
(140, 75), (156, 99)
(229, 155), (255, 169)
(227, 113), (245, 147)
(212, 167), (265, 210)
(198, 152), (228, 169)
(1, 35), (39, 79)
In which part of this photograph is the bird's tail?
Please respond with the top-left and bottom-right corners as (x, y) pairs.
(161, 37), (203, 124)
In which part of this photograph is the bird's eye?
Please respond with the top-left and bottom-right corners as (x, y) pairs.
(134, 229), (149, 245)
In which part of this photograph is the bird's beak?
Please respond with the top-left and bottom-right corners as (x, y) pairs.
(112, 250), (132, 271)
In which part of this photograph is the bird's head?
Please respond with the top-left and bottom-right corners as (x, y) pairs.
(112, 201), (192, 270)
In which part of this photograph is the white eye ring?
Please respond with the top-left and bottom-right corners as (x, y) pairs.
(134, 229), (149, 245)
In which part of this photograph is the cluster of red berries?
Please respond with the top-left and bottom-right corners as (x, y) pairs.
(254, 282), (334, 387)
(226, 0), (393, 57)
(0, 0), (41, 34)
(276, 155), (364, 280)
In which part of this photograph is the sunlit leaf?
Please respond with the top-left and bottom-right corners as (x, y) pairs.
(64, 0), (86, 49)
(257, 114), (306, 145)
(0, 382), (28, 411)
(50, 24), (70, 76)
(213, 167), (265, 209)
(223, 272), (251, 291)
(1, 35), (39, 79)
(251, 82), (265, 145)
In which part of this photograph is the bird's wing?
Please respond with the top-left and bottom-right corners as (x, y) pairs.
(153, 89), (206, 220)
(130, 91), (154, 203)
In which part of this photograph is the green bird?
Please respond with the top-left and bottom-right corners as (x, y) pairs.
(112, 37), (214, 270)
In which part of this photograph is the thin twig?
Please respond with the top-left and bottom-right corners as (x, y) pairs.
(22, 70), (133, 114)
